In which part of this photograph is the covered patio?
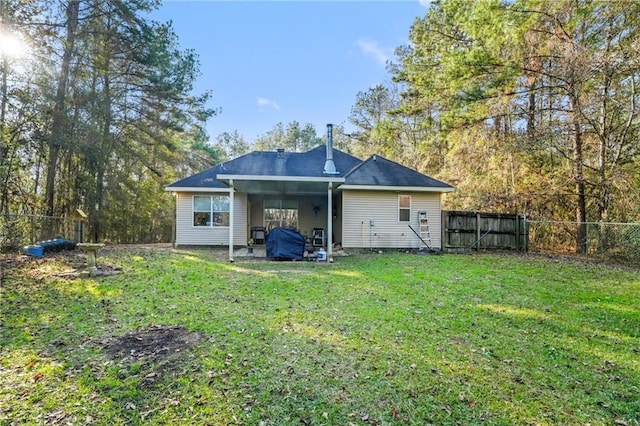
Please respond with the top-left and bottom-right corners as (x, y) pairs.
(217, 175), (343, 262)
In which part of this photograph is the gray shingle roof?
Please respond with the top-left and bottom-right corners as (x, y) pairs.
(344, 155), (453, 188)
(167, 164), (229, 189)
(166, 146), (453, 191)
(214, 145), (362, 177)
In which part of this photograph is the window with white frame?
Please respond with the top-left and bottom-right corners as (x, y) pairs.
(398, 195), (411, 222)
(193, 195), (230, 227)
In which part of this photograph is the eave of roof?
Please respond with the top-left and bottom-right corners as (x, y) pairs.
(338, 184), (454, 193)
(216, 174), (345, 183)
(164, 186), (230, 193)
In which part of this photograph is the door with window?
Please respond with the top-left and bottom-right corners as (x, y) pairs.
(264, 200), (298, 230)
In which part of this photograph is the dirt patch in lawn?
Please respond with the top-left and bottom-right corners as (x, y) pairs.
(99, 325), (202, 386)
(101, 325), (201, 360)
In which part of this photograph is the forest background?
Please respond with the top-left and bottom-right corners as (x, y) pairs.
(1, 0), (638, 252)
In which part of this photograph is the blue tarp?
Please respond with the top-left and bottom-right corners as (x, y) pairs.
(22, 238), (75, 257)
(265, 227), (305, 260)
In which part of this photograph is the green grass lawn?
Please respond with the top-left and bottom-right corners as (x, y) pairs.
(1, 247), (639, 425)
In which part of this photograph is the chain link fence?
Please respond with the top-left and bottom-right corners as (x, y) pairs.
(2, 213), (639, 261)
(0, 214), (78, 253)
(526, 220), (640, 261)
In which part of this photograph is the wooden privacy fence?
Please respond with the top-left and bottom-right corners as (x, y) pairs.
(442, 211), (528, 252)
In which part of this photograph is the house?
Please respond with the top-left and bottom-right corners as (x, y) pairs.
(165, 124), (454, 260)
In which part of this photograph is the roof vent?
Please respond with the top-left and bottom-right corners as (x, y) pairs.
(324, 124), (339, 175)
(277, 148), (284, 157)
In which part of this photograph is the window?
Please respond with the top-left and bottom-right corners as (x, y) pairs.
(264, 199), (298, 230)
(398, 195), (411, 222)
(193, 195), (230, 227)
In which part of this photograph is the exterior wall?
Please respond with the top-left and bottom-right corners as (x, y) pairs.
(341, 190), (442, 249)
(175, 192), (247, 246)
(297, 195), (330, 239)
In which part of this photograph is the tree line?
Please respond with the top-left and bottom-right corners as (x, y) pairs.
(350, 0), (640, 252)
(2, 0), (638, 249)
(1, 0), (217, 243)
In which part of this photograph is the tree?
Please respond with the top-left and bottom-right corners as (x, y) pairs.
(254, 121), (322, 152)
(390, 0), (640, 252)
(0, 0), (47, 214)
(214, 130), (251, 160)
(0, 0), (217, 243)
(43, 1), (79, 218)
(348, 84), (394, 159)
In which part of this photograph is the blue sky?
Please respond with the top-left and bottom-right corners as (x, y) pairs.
(150, 1), (429, 143)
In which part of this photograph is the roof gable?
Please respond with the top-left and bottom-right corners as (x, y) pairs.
(344, 155), (453, 189)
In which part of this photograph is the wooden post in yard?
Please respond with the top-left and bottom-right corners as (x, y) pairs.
(515, 214), (520, 251)
(476, 212), (481, 252)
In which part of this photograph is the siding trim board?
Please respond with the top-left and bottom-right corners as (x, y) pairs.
(339, 185), (454, 192)
(166, 187), (230, 193)
(218, 174), (345, 183)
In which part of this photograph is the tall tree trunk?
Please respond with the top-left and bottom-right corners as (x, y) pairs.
(92, 39), (113, 242)
(44, 0), (79, 217)
(0, 62), (8, 214)
(0, 0), (8, 164)
(570, 97), (587, 253)
(596, 75), (610, 252)
(0, 4), (9, 214)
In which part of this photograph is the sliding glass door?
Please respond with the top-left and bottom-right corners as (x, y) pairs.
(264, 200), (298, 230)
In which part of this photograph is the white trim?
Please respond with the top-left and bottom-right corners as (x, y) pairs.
(327, 182), (333, 260)
(166, 187), (231, 193)
(229, 180), (234, 262)
(217, 174), (345, 183)
(339, 184), (454, 193)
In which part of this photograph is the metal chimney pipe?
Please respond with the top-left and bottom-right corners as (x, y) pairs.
(324, 123), (338, 174)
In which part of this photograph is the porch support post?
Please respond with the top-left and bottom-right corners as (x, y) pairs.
(228, 179), (234, 262)
(327, 182), (333, 261)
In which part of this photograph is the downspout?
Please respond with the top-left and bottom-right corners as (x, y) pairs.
(327, 182), (333, 262)
(228, 179), (234, 262)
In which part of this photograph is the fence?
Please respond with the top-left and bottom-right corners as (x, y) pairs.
(526, 220), (640, 261)
(0, 214), (78, 253)
(442, 211), (527, 252)
(3, 212), (639, 261)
